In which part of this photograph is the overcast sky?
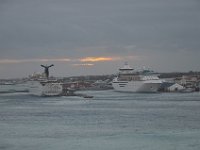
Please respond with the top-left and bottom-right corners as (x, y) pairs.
(0, 0), (200, 78)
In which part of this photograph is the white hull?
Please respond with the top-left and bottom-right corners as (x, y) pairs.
(112, 79), (162, 93)
(27, 81), (63, 96)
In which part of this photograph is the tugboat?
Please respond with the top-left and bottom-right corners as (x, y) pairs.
(83, 95), (94, 98)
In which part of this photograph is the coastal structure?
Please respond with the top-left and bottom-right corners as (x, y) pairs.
(172, 75), (200, 91)
(159, 82), (185, 92)
(176, 75), (199, 88)
(112, 63), (163, 92)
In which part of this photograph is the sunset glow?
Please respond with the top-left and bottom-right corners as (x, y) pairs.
(0, 56), (134, 65)
(72, 63), (94, 66)
(80, 57), (115, 62)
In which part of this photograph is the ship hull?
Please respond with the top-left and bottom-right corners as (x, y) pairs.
(112, 80), (162, 93)
(27, 81), (63, 96)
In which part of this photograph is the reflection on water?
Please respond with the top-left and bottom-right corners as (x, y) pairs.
(0, 90), (200, 150)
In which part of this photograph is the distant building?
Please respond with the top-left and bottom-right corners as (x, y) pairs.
(29, 72), (45, 79)
(175, 75), (198, 88)
(167, 83), (185, 92)
(159, 82), (185, 92)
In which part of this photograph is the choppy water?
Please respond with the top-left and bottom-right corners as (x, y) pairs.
(0, 90), (200, 150)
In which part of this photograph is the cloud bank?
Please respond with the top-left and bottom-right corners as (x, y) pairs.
(0, 0), (200, 78)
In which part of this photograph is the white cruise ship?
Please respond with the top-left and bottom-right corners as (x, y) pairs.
(27, 64), (63, 96)
(112, 63), (163, 92)
(27, 79), (63, 96)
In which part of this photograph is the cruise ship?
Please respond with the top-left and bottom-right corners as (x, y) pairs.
(112, 63), (163, 92)
(27, 79), (63, 96)
(27, 64), (63, 96)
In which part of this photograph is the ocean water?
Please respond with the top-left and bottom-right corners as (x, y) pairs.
(0, 90), (200, 150)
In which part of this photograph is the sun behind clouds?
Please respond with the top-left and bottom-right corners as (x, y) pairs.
(80, 57), (119, 62)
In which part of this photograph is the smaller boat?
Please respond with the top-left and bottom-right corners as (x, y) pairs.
(83, 95), (94, 98)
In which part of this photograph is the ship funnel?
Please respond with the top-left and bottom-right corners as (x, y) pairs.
(40, 64), (54, 78)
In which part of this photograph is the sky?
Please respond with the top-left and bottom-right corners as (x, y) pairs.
(0, 0), (200, 78)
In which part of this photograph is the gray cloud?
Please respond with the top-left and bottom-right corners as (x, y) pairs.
(0, 0), (200, 78)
